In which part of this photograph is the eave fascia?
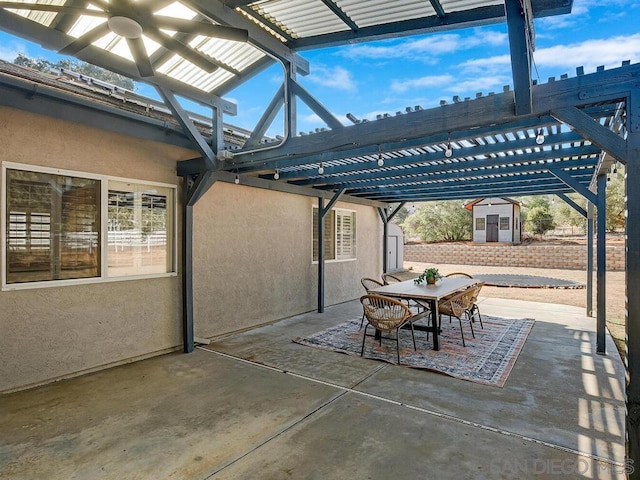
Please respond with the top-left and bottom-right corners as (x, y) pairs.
(0, 72), (199, 150)
(211, 171), (386, 208)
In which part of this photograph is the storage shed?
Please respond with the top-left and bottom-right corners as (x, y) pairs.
(466, 198), (521, 244)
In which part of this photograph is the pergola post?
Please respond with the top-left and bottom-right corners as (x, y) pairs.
(317, 189), (345, 313)
(596, 174), (607, 354)
(317, 196), (325, 313)
(626, 114), (640, 476)
(586, 202), (594, 317)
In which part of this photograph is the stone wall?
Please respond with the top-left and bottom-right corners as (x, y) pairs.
(404, 243), (625, 271)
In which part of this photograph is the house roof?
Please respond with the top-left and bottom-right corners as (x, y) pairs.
(464, 198), (520, 210)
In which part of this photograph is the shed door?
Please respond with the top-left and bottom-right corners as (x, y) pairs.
(486, 214), (499, 242)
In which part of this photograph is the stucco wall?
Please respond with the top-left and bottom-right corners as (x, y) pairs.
(0, 107), (190, 393)
(0, 106), (384, 393)
(193, 183), (382, 337)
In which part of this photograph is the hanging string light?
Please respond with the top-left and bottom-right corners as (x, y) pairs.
(444, 132), (453, 158)
(536, 127), (545, 145)
(274, 169), (280, 180)
(234, 174), (240, 185)
(318, 163), (324, 175)
(377, 145), (385, 167)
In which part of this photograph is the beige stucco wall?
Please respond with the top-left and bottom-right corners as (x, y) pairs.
(193, 183), (383, 337)
(0, 106), (384, 392)
(0, 106), (190, 393)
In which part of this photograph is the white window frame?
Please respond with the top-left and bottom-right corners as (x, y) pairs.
(311, 206), (357, 264)
(2, 162), (177, 291)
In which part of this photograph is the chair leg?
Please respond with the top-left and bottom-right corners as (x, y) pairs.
(467, 311), (475, 339)
(410, 322), (417, 350)
(361, 324), (368, 356)
(475, 305), (484, 329)
(360, 312), (365, 330)
(396, 330), (401, 364)
(457, 316), (466, 347)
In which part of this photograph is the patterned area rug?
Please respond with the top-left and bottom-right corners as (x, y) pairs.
(294, 315), (534, 387)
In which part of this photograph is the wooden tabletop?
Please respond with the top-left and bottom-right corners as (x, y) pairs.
(370, 277), (477, 301)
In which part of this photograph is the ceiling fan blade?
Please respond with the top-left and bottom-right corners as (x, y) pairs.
(145, 27), (219, 74)
(0, 2), (108, 16)
(59, 22), (111, 56)
(154, 16), (249, 42)
(126, 37), (154, 77)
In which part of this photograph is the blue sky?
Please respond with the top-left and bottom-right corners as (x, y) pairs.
(0, 0), (638, 136)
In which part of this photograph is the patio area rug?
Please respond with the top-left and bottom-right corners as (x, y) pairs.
(294, 315), (534, 387)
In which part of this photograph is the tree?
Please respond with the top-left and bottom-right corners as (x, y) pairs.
(13, 53), (135, 90)
(390, 204), (410, 225)
(520, 196), (555, 236)
(402, 201), (472, 242)
(605, 165), (625, 232)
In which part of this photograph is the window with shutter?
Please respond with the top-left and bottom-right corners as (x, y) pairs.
(3, 163), (176, 289)
(312, 207), (356, 262)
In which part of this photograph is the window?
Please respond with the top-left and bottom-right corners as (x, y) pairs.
(475, 218), (485, 231)
(312, 207), (356, 261)
(499, 217), (510, 230)
(3, 163), (175, 288)
(108, 181), (174, 277)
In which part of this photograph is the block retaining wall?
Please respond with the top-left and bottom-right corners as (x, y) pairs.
(404, 243), (625, 271)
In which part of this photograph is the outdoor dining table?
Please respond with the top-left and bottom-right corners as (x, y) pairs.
(370, 276), (478, 351)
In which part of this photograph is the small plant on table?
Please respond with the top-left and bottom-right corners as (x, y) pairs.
(414, 267), (442, 285)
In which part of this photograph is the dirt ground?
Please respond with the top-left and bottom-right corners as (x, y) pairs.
(403, 261), (626, 358)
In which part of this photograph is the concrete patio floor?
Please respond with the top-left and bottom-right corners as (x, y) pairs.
(0, 297), (627, 479)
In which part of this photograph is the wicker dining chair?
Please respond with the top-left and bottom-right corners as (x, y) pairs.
(466, 282), (484, 329)
(438, 287), (476, 347)
(381, 273), (402, 285)
(360, 277), (385, 328)
(445, 272), (473, 278)
(360, 294), (416, 364)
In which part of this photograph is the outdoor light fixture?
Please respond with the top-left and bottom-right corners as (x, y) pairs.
(274, 169), (280, 180)
(535, 128), (545, 145)
(377, 145), (384, 167)
(444, 133), (453, 158)
(318, 163), (324, 175)
(107, 16), (144, 39)
(234, 174), (240, 185)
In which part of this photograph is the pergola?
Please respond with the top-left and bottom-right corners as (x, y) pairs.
(1, 0), (639, 473)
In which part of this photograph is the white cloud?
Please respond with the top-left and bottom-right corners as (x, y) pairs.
(0, 40), (24, 61)
(390, 74), (455, 93)
(340, 29), (507, 62)
(445, 76), (510, 93)
(458, 34), (640, 77)
(534, 34), (640, 71)
(306, 65), (356, 92)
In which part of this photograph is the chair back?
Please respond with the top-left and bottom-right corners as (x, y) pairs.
(381, 273), (402, 285)
(360, 295), (412, 331)
(361, 277), (384, 292)
(446, 272), (472, 279)
(439, 288), (475, 318)
(469, 282), (484, 303)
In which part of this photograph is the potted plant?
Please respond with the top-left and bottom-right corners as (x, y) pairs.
(414, 267), (442, 285)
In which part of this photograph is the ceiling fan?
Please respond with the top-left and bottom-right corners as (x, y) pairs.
(0, 0), (249, 78)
